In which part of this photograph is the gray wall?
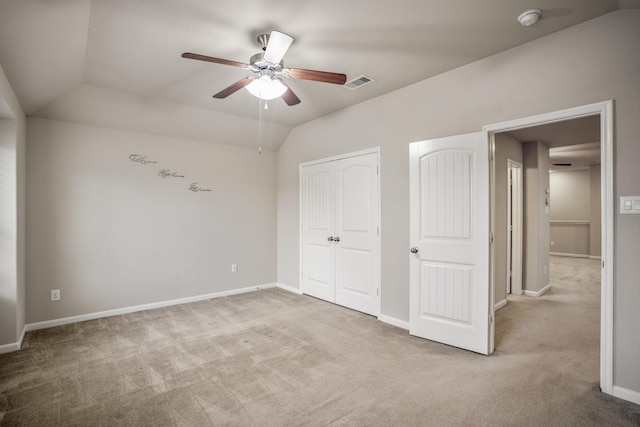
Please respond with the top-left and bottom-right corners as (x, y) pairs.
(26, 118), (277, 323)
(550, 169), (598, 256)
(276, 10), (640, 393)
(0, 64), (26, 348)
(523, 142), (550, 293)
(494, 133), (523, 306)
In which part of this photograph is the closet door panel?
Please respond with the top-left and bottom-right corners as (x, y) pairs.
(301, 165), (335, 302)
(335, 153), (380, 316)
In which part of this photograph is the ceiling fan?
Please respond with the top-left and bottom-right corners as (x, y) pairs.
(181, 30), (347, 106)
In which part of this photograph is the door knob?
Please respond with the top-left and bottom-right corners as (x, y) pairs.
(410, 247), (419, 254)
(334, 236), (340, 243)
(327, 236), (334, 242)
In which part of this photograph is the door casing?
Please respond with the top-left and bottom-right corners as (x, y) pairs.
(506, 160), (523, 297)
(484, 100), (614, 396)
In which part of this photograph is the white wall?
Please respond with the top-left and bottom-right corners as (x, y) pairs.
(26, 118), (276, 323)
(277, 10), (640, 394)
(0, 64), (26, 348)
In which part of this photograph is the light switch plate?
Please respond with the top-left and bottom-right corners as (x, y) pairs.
(620, 196), (640, 214)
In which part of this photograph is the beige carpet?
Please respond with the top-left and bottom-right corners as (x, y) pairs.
(1, 256), (639, 426)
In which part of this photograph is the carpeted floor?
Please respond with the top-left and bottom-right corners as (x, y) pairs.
(1, 256), (639, 426)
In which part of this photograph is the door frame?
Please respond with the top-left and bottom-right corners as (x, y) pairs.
(506, 160), (523, 296)
(483, 100), (614, 396)
(298, 147), (382, 315)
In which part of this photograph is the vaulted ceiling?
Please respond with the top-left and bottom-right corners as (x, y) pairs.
(0, 0), (635, 150)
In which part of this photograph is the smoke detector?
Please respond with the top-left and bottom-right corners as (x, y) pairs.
(518, 9), (541, 26)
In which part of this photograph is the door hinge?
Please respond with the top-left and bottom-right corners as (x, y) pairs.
(377, 166), (379, 175)
(489, 313), (493, 325)
(489, 233), (494, 244)
(377, 226), (380, 236)
(377, 288), (379, 296)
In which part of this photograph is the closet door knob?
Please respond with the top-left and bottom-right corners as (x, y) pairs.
(410, 247), (419, 254)
(334, 236), (340, 243)
(327, 236), (334, 242)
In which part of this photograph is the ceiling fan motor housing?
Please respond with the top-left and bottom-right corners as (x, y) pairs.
(249, 52), (284, 77)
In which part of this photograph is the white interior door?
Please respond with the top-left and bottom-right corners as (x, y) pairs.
(301, 162), (335, 302)
(301, 151), (380, 316)
(334, 153), (380, 316)
(409, 132), (493, 355)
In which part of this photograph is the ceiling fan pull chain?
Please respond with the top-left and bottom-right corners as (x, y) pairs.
(258, 98), (263, 155)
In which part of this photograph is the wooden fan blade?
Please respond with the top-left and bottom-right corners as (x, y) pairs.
(182, 52), (248, 69)
(280, 82), (301, 106)
(213, 77), (255, 99)
(284, 68), (347, 85)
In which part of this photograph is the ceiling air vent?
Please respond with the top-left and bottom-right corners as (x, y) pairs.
(345, 75), (375, 90)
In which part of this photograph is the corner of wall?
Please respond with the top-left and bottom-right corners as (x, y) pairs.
(0, 63), (27, 347)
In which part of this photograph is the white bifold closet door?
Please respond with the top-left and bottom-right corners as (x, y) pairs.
(301, 151), (380, 316)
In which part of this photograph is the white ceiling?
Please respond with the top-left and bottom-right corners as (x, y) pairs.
(0, 0), (635, 150)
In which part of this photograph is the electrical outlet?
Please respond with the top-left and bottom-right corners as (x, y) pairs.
(51, 289), (60, 301)
(231, 264), (237, 273)
(550, 241), (555, 247)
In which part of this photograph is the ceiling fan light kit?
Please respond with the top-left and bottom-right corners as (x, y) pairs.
(518, 9), (542, 26)
(246, 75), (288, 100)
(181, 30), (347, 105)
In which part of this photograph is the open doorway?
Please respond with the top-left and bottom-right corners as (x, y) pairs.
(495, 115), (601, 305)
(484, 100), (613, 396)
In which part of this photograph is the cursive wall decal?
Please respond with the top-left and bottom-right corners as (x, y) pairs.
(129, 154), (158, 165)
(128, 154), (212, 194)
(188, 183), (212, 192)
(158, 169), (185, 179)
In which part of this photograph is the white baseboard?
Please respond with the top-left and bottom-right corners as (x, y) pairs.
(0, 326), (28, 354)
(494, 299), (508, 310)
(19, 325), (26, 348)
(550, 252), (589, 258)
(378, 314), (409, 330)
(23, 283), (277, 335)
(613, 385), (640, 406)
(276, 282), (303, 295)
(0, 341), (20, 354)
(524, 283), (551, 298)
